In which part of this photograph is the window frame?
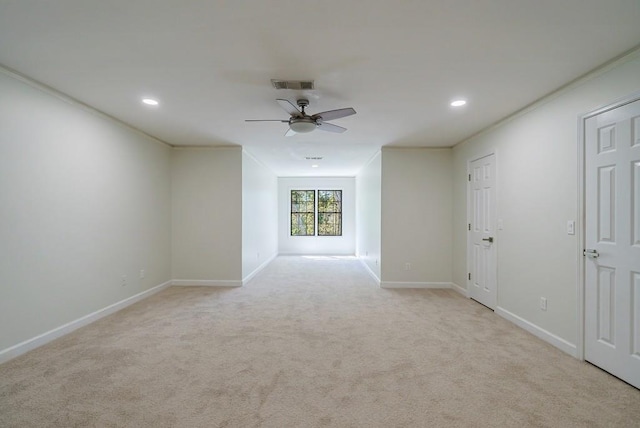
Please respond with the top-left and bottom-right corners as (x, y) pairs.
(290, 189), (316, 236)
(317, 189), (343, 237)
(289, 189), (343, 237)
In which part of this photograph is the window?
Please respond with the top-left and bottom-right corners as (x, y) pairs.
(290, 190), (315, 236)
(318, 190), (342, 236)
(290, 189), (342, 236)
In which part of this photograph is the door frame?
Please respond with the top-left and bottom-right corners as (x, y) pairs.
(577, 91), (640, 361)
(466, 151), (499, 308)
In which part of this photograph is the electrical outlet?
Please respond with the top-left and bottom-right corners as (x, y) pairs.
(139, 269), (145, 279)
(540, 297), (547, 311)
(121, 275), (127, 287)
(375, 259), (378, 266)
(405, 263), (411, 271)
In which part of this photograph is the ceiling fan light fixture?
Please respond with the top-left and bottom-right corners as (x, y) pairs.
(142, 98), (159, 106)
(450, 99), (467, 107)
(289, 119), (317, 133)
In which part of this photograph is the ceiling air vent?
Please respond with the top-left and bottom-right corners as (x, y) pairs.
(271, 79), (315, 90)
(305, 156), (323, 160)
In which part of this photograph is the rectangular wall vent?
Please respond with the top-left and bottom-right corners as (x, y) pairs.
(271, 80), (315, 90)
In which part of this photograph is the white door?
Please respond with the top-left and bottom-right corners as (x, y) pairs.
(468, 154), (497, 309)
(585, 98), (640, 389)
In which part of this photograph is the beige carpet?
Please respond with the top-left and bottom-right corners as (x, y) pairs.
(1, 256), (639, 427)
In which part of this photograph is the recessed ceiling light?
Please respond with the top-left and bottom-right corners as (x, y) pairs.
(450, 99), (467, 107)
(142, 98), (159, 106)
(311, 164), (319, 168)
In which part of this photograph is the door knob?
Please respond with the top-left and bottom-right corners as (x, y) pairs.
(482, 237), (494, 243)
(584, 249), (599, 258)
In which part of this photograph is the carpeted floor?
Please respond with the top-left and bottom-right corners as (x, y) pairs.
(1, 256), (639, 427)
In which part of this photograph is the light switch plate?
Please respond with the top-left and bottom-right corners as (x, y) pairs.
(497, 219), (504, 230)
(567, 220), (575, 235)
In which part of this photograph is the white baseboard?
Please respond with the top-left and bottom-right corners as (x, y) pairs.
(0, 280), (172, 365)
(358, 258), (381, 285)
(381, 281), (453, 289)
(450, 282), (468, 297)
(495, 306), (578, 357)
(278, 252), (357, 256)
(242, 252), (278, 285)
(172, 279), (242, 287)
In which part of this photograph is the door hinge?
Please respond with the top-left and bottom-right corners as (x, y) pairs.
(468, 223), (471, 231)
(468, 174), (471, 182)
(468, 273), (471, 280)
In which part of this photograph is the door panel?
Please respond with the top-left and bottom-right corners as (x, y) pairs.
(596, 266), (615, 346)
(634, 162), (640, 246)
(597, 166), (615, 243)
(585, 98), (640, 389)
(633, 271), (640, 357)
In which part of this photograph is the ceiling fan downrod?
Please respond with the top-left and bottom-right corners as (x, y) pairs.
(297, 99), (309, 115)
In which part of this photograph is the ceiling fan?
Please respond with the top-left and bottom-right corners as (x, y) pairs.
(246, 99), (356, 136)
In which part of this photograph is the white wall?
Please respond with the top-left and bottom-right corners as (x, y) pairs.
(381, 148), (452, 286)
(356, 152), (382, 281)
(242, 151), (278, 282)
(452, 50), (640, 348)
(171, 147), (242, 284)
(0, 70), (172, 353)
(278, 177), (356, 255)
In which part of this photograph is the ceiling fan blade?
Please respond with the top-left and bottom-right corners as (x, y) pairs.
(245, 119), (289, 122)
(285, 128), (297, 137)
(317, 122), (347, 133)
(312, 107), (356, 122)
(277, 99), (301, 116)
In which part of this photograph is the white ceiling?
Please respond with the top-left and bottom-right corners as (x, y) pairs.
(1, 1), (639, 176)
